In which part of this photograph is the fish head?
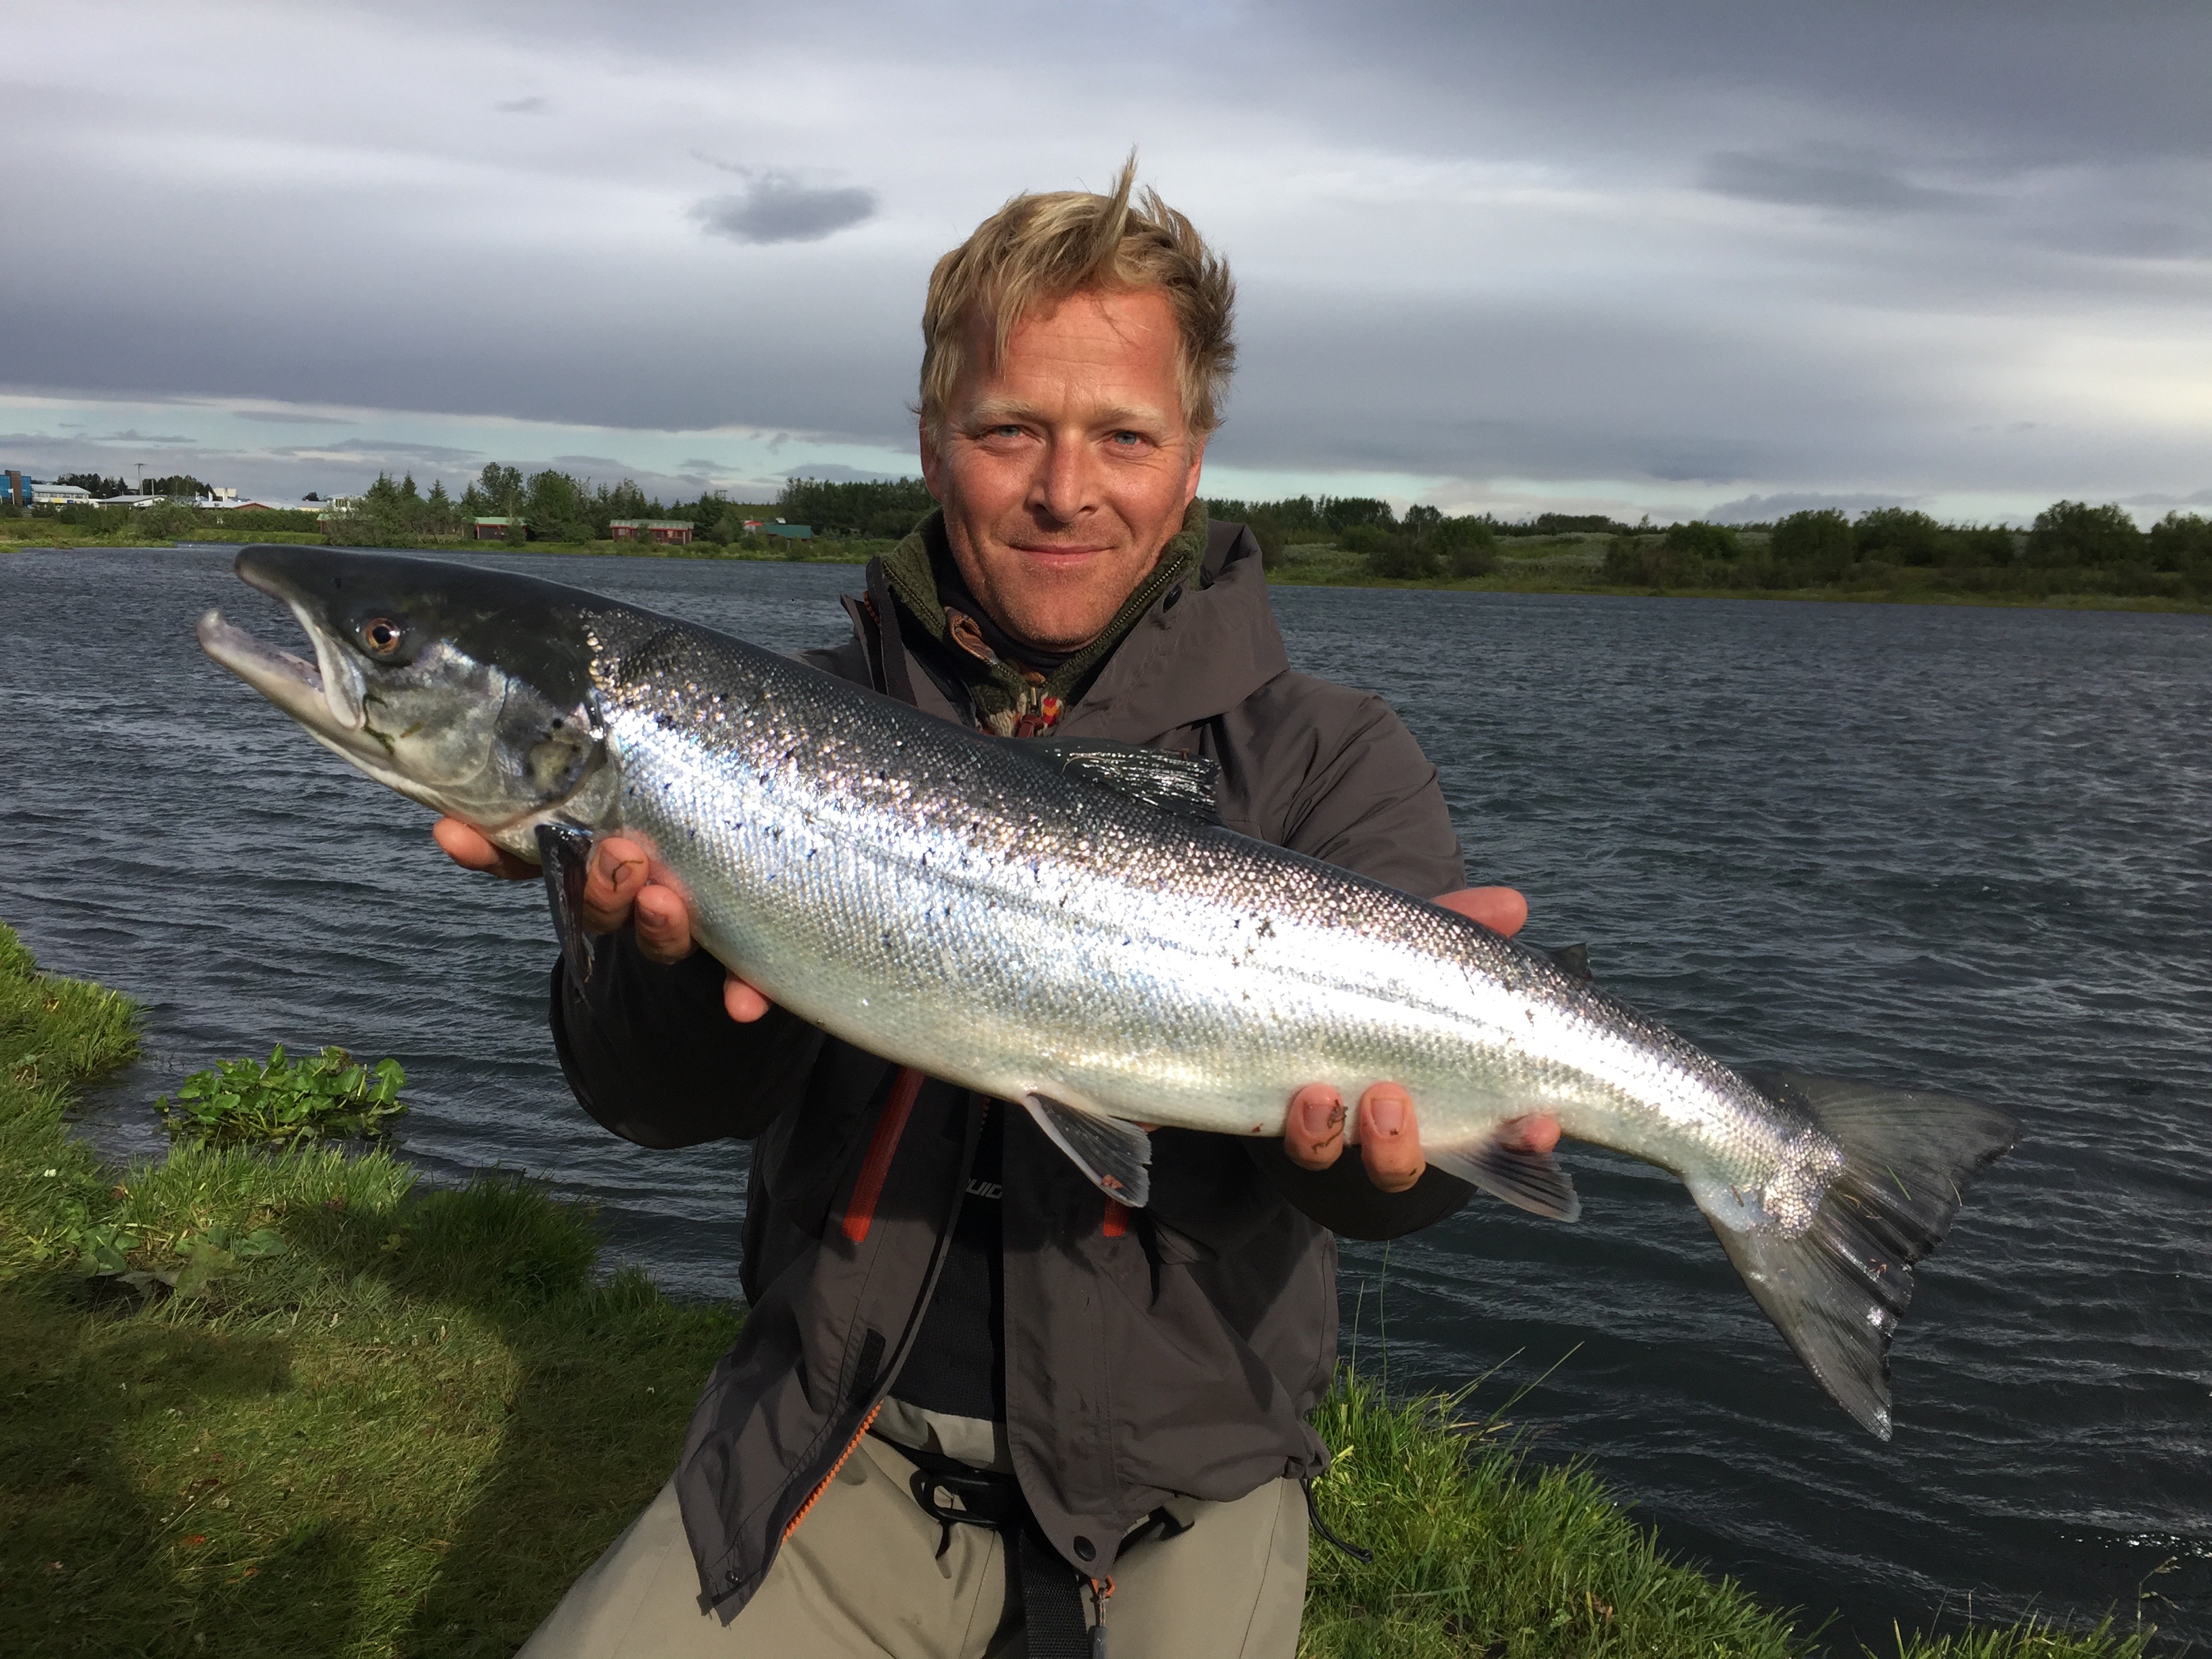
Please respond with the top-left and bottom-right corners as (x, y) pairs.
(197, 546), (616, 858)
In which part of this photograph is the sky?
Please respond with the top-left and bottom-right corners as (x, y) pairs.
(5, 0), (2209, 524)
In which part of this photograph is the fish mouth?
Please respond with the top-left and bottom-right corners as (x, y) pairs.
(197, 605), (365, 739)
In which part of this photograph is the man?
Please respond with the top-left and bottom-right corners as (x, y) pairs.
(440, 164), (1558, 1656)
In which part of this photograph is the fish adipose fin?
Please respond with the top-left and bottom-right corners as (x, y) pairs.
(1027, 738), (1221, 823)
(535, 823), (596, 987)
(1021, 1092), (1153, 1207)
(1428, 1135), (1581, 1221)
(1717, 1071), (2019, 1441)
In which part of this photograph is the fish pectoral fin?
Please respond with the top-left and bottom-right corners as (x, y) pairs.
(1427, 1134), (1580, 1222)
(1540, 941), (1593, 981)
(535, 822), (596, 987)
(1020, 1092), (1153, 1208)
(1025, 737), (1221, 823)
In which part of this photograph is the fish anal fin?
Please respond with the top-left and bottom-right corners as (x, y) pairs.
(535, 822), (596, 987)
(1428, 1133), (1580, 1221)
(1020, 1092), (1153, 1208)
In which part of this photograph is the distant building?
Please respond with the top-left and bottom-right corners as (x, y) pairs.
(28, 480), (93, 505)
(4, 470), (25, 506)
(470, 516), (529, 540)
(611, 520), (694, 544)
(762, 522), (813, 541)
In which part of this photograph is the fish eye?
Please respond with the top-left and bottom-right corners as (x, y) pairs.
(361, 617), (405, 655)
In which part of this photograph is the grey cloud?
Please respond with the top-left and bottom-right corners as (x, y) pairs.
(1700, 148), (1986, 215)
(2123, 488), (2212, 508)
(232, 410), (356, 426)
(96, 428), (196, 443)
(1705, 491), (1923, 524)
(287, 437), (484, 466)
(494, 96), (546, 114)
(692, 176), (878, 245)
(550, 453), (630, 471)
(784, 462), (906, 483)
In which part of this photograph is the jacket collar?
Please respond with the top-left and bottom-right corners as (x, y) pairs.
(867, 507), (1288, 745)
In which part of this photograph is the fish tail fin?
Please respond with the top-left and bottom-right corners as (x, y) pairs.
(1710, 1071), (2018, 1440)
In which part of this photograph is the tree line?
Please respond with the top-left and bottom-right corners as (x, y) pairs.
(1601, 503), (2212, 600)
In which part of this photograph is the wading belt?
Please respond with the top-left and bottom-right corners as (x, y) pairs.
(893, 1439), (1189, 1659)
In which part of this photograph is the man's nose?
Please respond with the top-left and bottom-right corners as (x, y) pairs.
(1031, 436), (1097, 524)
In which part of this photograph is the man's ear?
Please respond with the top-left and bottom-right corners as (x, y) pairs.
(1181, 434), (1209, 506)
(918, 421), (945, 499)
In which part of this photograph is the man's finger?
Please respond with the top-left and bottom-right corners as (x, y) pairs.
(1499, 1112), (1561, 1154)
(631, 883), (695, 964)
(1435, 886), (1528, 938)
(723, 975), (773, 1023)
(582, 837), (653, 933)
(1357, 1083), (1424, 1193)
(432, 817), (534, 880)
(1283, 1084), (1346, 1170)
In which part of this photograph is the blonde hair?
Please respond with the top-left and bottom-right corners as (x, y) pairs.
(918, 157), (1236, 444)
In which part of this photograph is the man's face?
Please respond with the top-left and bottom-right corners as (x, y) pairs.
(920, 285), (1206, 654)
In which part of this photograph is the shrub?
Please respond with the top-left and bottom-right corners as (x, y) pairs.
(1245, 511), (1289, 569)
(157, 1045), (409, 1149)
(1769, 510), (1855, 577)
(1345, 524), (1437, 579)
(1432, 516), (1498, 578)
(2146, 511), (2212, 573)
(2026, 501), (2142, 568)
(1661, 520), (1738, 560)
(1950, 525), (2019, 567)
(1854, 507), (1951, 566)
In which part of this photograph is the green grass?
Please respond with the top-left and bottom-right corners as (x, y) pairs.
(0, 924), (2164, 1656)
(1298, 1378), (2155, 1659)
(1, 923), (738, 1656)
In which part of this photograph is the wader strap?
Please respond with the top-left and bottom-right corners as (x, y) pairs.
(1300, 1475), (1374, 1563)
(897, 1441), (1097, 1657)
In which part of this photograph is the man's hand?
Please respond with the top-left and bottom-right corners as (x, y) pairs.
(432, 818), (773, 1023)
(1280, 886), (1562, 1193)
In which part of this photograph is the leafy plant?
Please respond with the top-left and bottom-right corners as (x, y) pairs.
(157, 1045), (409, 1149)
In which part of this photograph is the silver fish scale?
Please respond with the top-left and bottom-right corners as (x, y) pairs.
(581, 612), (1841, 1237)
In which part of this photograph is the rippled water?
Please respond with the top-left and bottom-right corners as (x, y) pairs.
(3, 545), (2207, 1648)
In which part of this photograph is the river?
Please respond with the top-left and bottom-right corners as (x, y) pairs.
(2, 544), (2205, 1647)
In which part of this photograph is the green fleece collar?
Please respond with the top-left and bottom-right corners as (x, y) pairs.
(879, 501), (1206, 735)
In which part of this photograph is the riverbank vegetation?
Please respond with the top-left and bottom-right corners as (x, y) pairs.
(1208, 494), (2212, 611)
(0, 925), (2157, 1656)
(7, 468), (2205, 611)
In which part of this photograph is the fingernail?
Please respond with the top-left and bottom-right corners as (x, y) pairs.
(1365, 1094), (1406, 1138)
(1298, 1091), (1343, 1140)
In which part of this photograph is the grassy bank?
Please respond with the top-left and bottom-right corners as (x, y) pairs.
(0, 926), (2156, 1656)
(0, 525), (884, 564)
(7, 520), (2205, 612)
(1266, 537), (2212, 615)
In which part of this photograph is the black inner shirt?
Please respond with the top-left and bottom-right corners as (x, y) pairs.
(888, 1094), (1006, 1422)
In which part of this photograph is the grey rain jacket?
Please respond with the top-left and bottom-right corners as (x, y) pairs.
(549, 516), (1479, 1616)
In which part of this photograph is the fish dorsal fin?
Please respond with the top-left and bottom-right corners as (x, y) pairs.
(1027, 737), (1221, 823)
(1427, 1132), (1581, 1221)
(1021, 1092), (1153, 1206)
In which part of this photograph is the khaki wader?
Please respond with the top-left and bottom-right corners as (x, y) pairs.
(518, 1429), (1309, 1658)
